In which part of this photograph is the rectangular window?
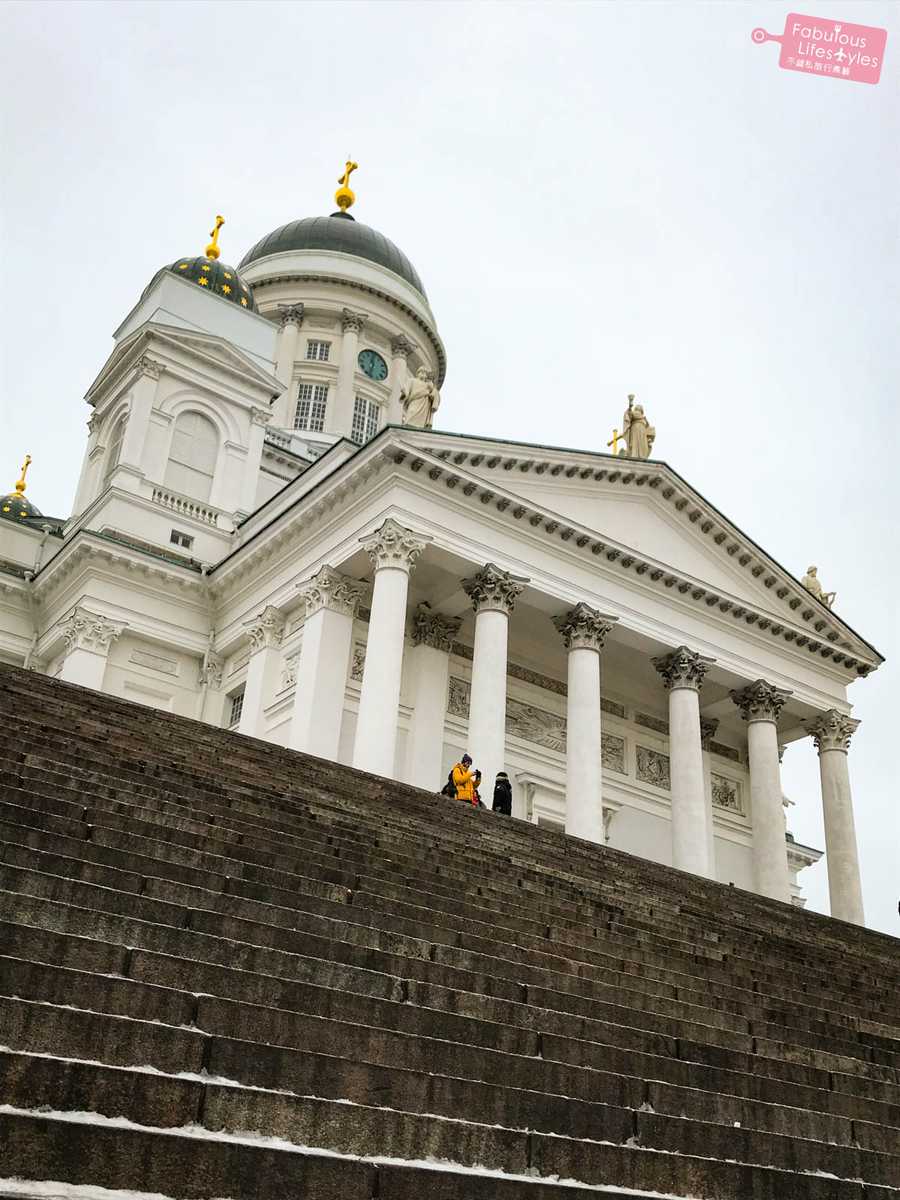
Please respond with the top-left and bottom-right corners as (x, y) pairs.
(170, 530), (193, 550)
(351, 396), (380, 444)
(228, 688), (245, 728)
(305, 340), (331, 362)
(294, 382), (329, 433)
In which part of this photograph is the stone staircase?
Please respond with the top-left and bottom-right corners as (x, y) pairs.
(0, 663), (898, 1199)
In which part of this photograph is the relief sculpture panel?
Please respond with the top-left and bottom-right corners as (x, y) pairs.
(636, 745), (671, 790)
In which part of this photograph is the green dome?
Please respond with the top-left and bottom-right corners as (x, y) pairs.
(144, 256), (257, 310)
(0, 490), (41, 522)
(239, 213), (426, 298)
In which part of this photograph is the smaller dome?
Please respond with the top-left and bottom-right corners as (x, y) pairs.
(164, 256), (257, 310)
(0, 491), (41, 522)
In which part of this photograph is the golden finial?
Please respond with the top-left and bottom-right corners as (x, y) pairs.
(335, 160), (358, 212)
(14, 454), (32, 495)
(205, 215), (225, 260)
(606, 429), (625, 454)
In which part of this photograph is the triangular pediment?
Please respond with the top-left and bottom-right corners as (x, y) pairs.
(86, 322), (282, 405)
(386, 427), (881, 670)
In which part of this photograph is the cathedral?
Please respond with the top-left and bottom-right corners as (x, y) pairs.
(0, 165), (882, 925)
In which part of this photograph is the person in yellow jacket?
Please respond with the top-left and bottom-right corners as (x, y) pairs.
(451, 754), (481, 805)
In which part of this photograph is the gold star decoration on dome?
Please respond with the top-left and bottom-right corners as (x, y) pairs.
(201, 264), (211, 272)
(222, 284), (231, 295)
(198, 276), (209, 286)
(224, 272), (232, 280)
(178, 263), (189, 270)
(240, 298), (248, 306)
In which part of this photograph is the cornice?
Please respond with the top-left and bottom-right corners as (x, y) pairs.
(31, 531), (205, 605)
(388, 437), (879, 677)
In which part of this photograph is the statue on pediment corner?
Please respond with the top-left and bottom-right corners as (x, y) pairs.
(622, 394), (655, 460)
(801, 565), (836, 609)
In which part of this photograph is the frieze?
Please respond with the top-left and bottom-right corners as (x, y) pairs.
(711, 773), (743, 814)
(635, 711), (669, 736)
(447, 676), (470, 718)
(350, 643), (366, 682)
(129, 649), (178, 677)
(709, 740), (741, 764)
(601, 733), (626, 774)
(636, 745), (671, 790)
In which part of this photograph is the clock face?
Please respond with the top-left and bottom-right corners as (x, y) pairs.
(358, 349), (388, 382)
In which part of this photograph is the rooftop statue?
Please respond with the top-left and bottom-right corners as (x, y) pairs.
(620, 394), (655, 459)
(401, 366), (440, 429)
(801, 565), (836, 609)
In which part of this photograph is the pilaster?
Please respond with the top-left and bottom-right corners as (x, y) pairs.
(57, 607), (127, 691)
(405, 605), (462, 790)
(239, 605), (285, 738)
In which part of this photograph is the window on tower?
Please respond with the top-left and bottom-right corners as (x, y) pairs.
(351, 396), (381, 444)
(103, 416), (127, 486)
(305, 340), (331, 362)
(164, 412), (218, 502)
(294, 382), (328, 432)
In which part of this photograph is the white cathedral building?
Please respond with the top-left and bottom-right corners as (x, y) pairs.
(0, 171), (882, 926)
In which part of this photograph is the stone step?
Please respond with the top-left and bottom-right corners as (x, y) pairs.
(1, 781), (891, 1023)
(5, 882), (897, 1095)
(3, 1050), (898, 1187)
(4, 857), (896, 1077)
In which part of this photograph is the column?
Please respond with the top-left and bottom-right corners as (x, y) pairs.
(653, 646), (716, 877)
(334, 308), (366, 438)
(553, 603), (617, 843)
(116, 356), (162, 490)
(289, 566), (365, 760)
(274, 305), (304, 426)
(731, 680), (792, 903)
(700, 717), (719, 875)
(236, 407), (271, 517)
(807, 710), (865, 925)
(57, 607), (126, 691)
(389, 335), (415, 426)
(353, 519), (429, 777)
(462, 563), (527, 800)
(239, 605), (285, 738)
(404, 604), (461, 790)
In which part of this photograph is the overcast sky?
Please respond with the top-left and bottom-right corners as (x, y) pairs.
(1, 0), (897, 934)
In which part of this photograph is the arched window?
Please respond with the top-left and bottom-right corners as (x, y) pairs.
(103, 416), (127, 485)
(164, 411), (218, 501)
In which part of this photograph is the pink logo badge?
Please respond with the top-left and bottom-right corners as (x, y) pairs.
(752, 13), (887, 84)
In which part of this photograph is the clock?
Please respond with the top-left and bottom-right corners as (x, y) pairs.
(358, 349), (388, 382)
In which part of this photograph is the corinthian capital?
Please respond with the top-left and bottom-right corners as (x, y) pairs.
(360, 518), (430, 573)
(60, 607), (126, 656)
(136, 355), (163, 380)
(250, 406), (273, 426)
(411, 604), (460, 653)
(462, 562), (528, 616)
(279, 304), (304, 328)
(730, 679), (792, 723)
(298, 564), (366, 618)
(807, 709), (860, 754)
(653, 645), (715, 691)
(244, 605), (285, 653)
(390, 335), (415, 359)
(342, 308), (367, 334)
(552, 602), (617, 653)
(700, 717), (719, 750)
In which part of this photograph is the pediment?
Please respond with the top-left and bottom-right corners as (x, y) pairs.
(86, 323), (282, 405)
(387, 428), (881, 672)
(500, 478), (777, 609)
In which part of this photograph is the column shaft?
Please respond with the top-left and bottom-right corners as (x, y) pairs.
(334, 311), (364, 437)
(668, 687), (711, 876)
(58, 648), (108, 691)
(468, 608), (509, 795)
(747, 719), (792, 902)
(819, 750), (865, 924)
(404, 642), (451, 789)
(239, 607), (284, 739)
(565, 646), (602, 841)
(353, 566), (409, 776)
(289, 606), (355, 760)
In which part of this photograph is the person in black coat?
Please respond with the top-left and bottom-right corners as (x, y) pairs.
(492, 771), (512, 816)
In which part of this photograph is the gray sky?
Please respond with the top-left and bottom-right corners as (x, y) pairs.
(1, 0), (897, 933)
